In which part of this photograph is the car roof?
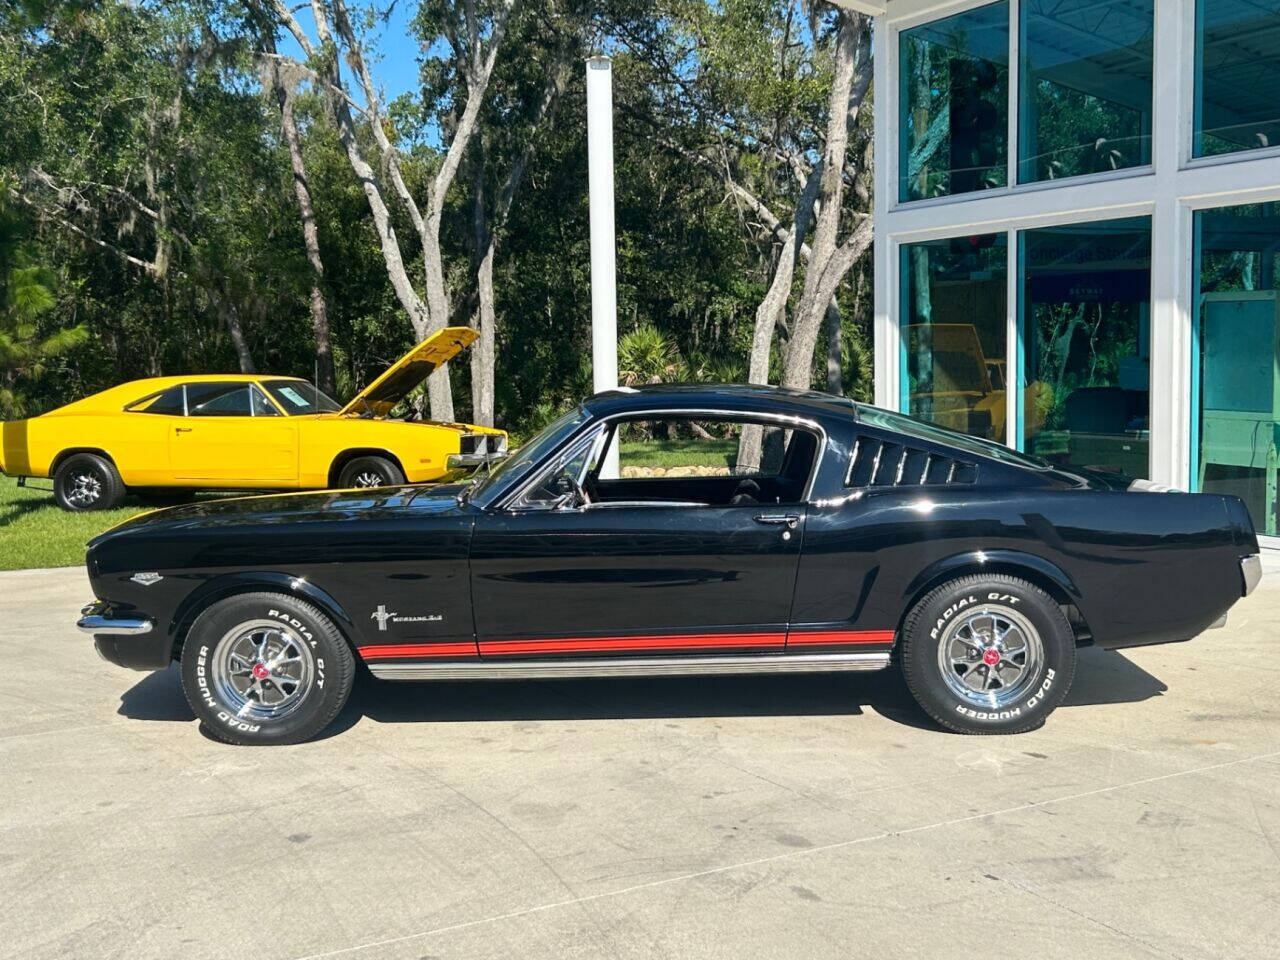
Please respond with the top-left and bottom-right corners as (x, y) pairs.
(45, 374), (312, 416)
(127, 374), (307, 391)
(584, 383), (861, 424)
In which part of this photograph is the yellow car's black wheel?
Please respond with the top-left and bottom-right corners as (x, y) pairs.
(337, 456), (404, 489)
(54, 453), (125, 512)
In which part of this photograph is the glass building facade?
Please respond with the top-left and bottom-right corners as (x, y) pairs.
(874, 0), (1280, 541)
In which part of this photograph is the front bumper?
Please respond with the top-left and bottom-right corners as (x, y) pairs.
(449, 433), (508, 471)
(78, 602), (170, 670)
(447, 452), (507, 469)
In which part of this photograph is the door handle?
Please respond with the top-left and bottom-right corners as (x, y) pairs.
(174, 427), (192, 434)
(753, 513), (799, 528)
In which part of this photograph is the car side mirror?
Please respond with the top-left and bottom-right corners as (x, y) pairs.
(549, 474), (586, 510)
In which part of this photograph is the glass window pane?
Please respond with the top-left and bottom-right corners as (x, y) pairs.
(261, 379), (340, 415)
(186, 382), (255, 417)
(899, 2), (1009, 202)
(251, 387), (280, 416)
(1195, 202), (1280, 535)
(1018, 0), (1153, 183)
(1195, 0), (1280, 157)
(901, 233), (1009, 442)
(1019, 217), (1151, 478)
(128, 384), (185, 416)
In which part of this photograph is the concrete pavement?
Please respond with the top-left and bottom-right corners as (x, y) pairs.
(1, 565), (1278, 960)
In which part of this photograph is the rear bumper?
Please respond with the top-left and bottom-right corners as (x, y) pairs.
(1202, 554), (1262, 631)
(1241, 554), (1263, 597)
(78, 602), (169, 670)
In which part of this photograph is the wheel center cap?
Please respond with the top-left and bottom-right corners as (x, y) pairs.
(981, 648), (1001, 667)
(251, 662), (271, 680)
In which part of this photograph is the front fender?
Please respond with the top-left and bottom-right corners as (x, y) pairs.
(168, 571), (356, 656)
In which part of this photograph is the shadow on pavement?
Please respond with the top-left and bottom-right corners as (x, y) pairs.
(118, 663), (194, 722)
(1064, 646), (1168, 707)
(114, 646), (1166, 738)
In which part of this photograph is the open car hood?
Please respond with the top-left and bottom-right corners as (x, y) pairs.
(339, 327), (478, 417)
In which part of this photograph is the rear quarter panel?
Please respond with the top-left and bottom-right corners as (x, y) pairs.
(794, 487), (1243, 647)
(2, 413), (162, 480)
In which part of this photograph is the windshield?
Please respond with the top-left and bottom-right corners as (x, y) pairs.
(465, 405), (592, 502)
(855, 404), (1051, 469)
(261, 380), (341, 415)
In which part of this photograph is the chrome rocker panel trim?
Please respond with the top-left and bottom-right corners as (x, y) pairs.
(367, 651), (891, 681)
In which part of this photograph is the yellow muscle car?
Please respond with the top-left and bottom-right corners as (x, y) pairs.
(0, 327), (506, 511)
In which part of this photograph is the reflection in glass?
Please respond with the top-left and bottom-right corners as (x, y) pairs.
(899, 2), (1009, 202)
(1019, 217), (1151, 478)
(1195, 0), (1280, 157)
(1018, 0), (1152, 183)
(901, 234), (1008, 442)
(1195, 202), (1280, 535)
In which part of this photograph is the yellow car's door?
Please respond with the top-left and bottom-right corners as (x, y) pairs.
(169, 382), (298, 484)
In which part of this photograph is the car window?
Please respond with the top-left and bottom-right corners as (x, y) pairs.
(262, 380), (341, 415)
(592, 416), (821, 507)
(126, 384), (186, 416)
(611, 418), (794, 479)
(856, 404), (1051, 469)
(515, 428), (608, 509)
(467, 404), (592, 503)
(186, 383), (255, 417)
(251, 387), (281, 416)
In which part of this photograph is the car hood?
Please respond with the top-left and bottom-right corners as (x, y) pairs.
(90, 483), (469, 543)
(339, 327), (478, 418)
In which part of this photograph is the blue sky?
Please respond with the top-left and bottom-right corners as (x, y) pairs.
(279, 1), (422, 104)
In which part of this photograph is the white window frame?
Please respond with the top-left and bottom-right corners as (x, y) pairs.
(873, 0), (1280, 547)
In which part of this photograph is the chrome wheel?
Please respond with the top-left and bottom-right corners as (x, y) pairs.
(65, 471), (103, 508)
(351, 471), (385, 488)
(209, 620), (315, 722)
(936, 604), (1043, 710)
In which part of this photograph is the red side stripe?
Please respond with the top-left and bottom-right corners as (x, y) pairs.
(480, 632), (786, 656)
(360, 629), (895, 661)
(786, 629), (895, 645)
(359, 642), (475, 660)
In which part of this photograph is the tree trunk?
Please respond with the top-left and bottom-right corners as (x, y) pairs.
(472, 242), (497, 427)
(736, 164), (825, 473)
(825, 296), (843, 395)
(420, 217), (455, 421)
(263, 39), (335, 396)
(780, 13), (872, 392)
(466, 58), (570, 430)
(470, 151), (497, 427)
(218, 295), (254, 373)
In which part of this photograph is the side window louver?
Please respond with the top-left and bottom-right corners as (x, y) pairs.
(846, 436), (978, 488)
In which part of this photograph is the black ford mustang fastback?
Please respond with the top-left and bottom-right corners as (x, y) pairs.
(79, 385), (1261, 745)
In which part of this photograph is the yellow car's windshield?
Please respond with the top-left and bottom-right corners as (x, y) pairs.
(261, 380), (341, 415)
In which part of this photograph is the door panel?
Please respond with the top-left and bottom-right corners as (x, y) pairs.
(169, 418), (298, 482)
(469, 504), (805, 657)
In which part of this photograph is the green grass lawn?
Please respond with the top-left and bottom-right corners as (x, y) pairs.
(0, 476), (151, 571)
(619, 438), (737, 469)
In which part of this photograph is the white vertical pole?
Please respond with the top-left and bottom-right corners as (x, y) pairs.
(872, 15), (895, 410)
(586, 55), (620, 477)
